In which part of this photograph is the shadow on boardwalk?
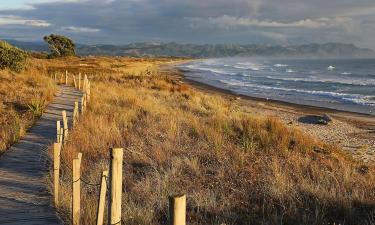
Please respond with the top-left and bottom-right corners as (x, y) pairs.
(0, 85), (81, 225)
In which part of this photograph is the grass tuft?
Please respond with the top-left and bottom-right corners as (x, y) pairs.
(27, 99), (46, 118)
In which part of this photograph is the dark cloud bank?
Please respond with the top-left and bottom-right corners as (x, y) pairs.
(1, 0), (375, 49)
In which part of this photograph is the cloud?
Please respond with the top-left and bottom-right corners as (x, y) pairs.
(0, 0), (374, 48)
(61, 26), (100, 32)
(0, 15), (51, 27)
(188, 15), (352, 29)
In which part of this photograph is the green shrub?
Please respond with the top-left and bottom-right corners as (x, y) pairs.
(43, 34), (76, 58)
(0, 40), (27, 72)
(28, 99), (46, 118)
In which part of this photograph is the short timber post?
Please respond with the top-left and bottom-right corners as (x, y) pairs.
(77, 152), (82, 165)
(54, 73), (57, 82)
(108, 148), (123, 225)
(53, 142), (61, 206)
(72, 153), (82, 225)
(56, 121), (61, 143)
(73, 75), (77, 89)
(59, 128), (64, 143)
(169, 194), (186, 225)
(83, 93), (87, 110)
(96, 170), (109, 225)
(81, 95), (86, 114)
(65, 70), (68, 85)
(87, 81), (91, 102)
(78, 73), (81, 90)
(62, 110), (68, 140)
(73, 101), (79, 127)
(83, 74), (88, 93)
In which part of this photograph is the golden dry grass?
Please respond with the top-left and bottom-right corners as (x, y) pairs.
(40, 56), (375, 225)
(0, 58), (56, 154)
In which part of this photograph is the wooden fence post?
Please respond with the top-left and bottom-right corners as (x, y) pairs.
(53, 142), (61, 206)
(56, 121), (61, 143)
(62, 110), (69, 140)
(73, 101), (79, 127)
(87, 81), (91, 102)
(77, 152), (82, 165)
(78, 73), (81, 90)
(96, 170), (109, 225)
(108, 148), (123, 225)
(59, 128), (64, 143)
(169, 194), (186, 225)
(81, 95), (86, 114)
(83, 75), (87, 93)
(84, 93), (87, 110)
(54, 73), (57, 82)
(72, 154), (82, 225)
(73, 75), (77, 88)
(65, 70), (68, 85)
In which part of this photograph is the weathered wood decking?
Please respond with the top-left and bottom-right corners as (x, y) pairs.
(0, 85), (81, 224)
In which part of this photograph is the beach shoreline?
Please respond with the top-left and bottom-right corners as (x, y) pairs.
(162, 65), (375, 163)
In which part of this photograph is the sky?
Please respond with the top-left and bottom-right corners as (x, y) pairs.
(0, 0), (375, 49)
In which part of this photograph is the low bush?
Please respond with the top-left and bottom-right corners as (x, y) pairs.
(0, 41), (27, 72)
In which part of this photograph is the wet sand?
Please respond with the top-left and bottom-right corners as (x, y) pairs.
(163, 65), (375, 163)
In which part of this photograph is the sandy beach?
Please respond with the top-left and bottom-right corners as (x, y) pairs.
(163, 65), (375, 163)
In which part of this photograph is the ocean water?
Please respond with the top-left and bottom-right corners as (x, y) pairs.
(178, 58), (375, 115)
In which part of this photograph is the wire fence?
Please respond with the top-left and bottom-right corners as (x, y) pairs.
(49, 71), (186, 225)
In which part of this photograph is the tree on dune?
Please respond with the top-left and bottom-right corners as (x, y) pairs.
(43, 34), (76, 58)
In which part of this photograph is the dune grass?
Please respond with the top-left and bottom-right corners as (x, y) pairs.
(1, 54), (373, 224)
(0, 58), (55, 154)
(38, 56), (375, 225)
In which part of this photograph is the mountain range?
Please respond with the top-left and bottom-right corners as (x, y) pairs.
(4, 39), (375, 58)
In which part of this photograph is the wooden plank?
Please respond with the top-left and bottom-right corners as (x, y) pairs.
(0, 85), (82, 225)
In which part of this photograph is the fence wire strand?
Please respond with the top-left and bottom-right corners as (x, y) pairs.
(47, 86), (125, 222)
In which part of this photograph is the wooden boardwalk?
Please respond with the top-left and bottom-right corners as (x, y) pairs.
(0, 85), (81, 225)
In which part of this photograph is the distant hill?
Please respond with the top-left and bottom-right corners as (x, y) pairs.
(4, 40), (375, 58)
(5, 39), (49, 52)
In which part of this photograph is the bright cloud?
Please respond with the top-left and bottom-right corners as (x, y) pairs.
(188, 15), (352, 29)
(61, 26), (100, 32)
(0, 15), (51, 27)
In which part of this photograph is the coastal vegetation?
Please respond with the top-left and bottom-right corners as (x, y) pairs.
(0, 55), (55, 154)
(0, 40), (27, 72)
(39, 57), (375, 225)
(0, 48), (374, 223)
